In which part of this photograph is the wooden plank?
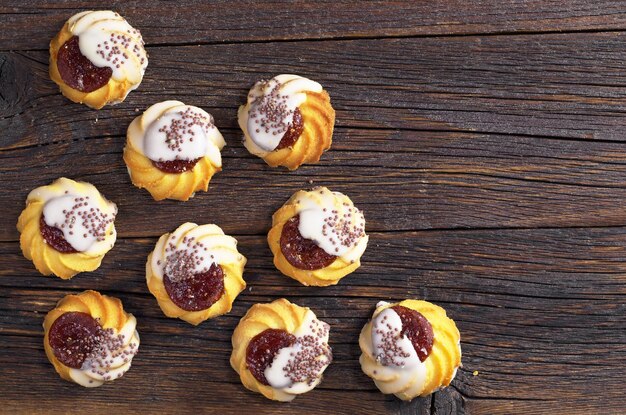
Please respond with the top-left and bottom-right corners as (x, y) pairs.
(1, 227), (625, 413)
(2, 128), (626, 241)
(3, 1), (626, 51)
(2, 3), (626, 414)
(3, 32), (626, 150)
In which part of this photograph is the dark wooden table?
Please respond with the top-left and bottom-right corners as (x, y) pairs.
(2, 1), (626, 414)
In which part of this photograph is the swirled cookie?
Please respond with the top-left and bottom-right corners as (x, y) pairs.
(268, 187), (368, 286)
(124, 101), (225, 201)
(238, 74), (335, 170)
(43, 290), (139, 387)
(146, 223), (246, 325)
(359, 300), (461, 400)
(49, 10), (148, 109)
(231, 299), (332, 401)
(17, 178), (117, 279)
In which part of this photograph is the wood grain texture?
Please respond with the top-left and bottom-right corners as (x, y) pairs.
(3, 31), (626, 152)
(2, 228), (626, 413)
(2, 1), (626, 414)
(3, 0), (626, 51)
(4, 128), (626, 242)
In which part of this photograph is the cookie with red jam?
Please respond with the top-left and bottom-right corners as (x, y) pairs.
(43, 290), (139, 387)
(359, 300), (462, 400)
(231, 299), (332, 401)
(124, 101), (225, 201)
(49, 10), (148, 109)
(146, 222), (246, 325)
(268, 186), (368, 286)
(238, 74), (335, 170)
(17, 178), (117, 279)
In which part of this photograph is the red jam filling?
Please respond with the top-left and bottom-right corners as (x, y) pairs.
(48, 311), (100, 369)
(279, 215), (337, 270)
(163, 263), (225, 312)
(275, 108), (304, 150)
(57, 36), (112, 93)
(39, 215), (78, 254)
(246, 328), (296, 385)
(152, 158), (201, 174)
(391, 305), (434, 362)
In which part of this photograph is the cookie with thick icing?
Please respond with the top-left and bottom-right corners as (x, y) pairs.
(268, 186), (368, 286)
(49, 10), (148, 108)
(17, 178), (117, 279)
(146, 223), (246, 325)
(231, 299), (332, 401)
(238, 74), (335, 170)
(124, 101), (225, 201)
(359, 300), (462, 400)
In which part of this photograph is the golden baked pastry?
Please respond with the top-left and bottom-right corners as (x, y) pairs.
(49, 10), (148, 109)
(359, 300), (462, 400)
(124, 101), (225, 201)
(238, 74), (335, 170)
(230, 298), (332, 402)
(43, 290), (139, 387)
(146, 222), (246, 325)
(17, 178), (117, 279)
(268, 186), (368, 286)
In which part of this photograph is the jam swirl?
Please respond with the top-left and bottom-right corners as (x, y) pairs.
(392, 305), (434, 362)
(57, 36), (112, 93)
(48, 311), (100, 369)
(163, 263), (225, 312)
(279, 215), (337, 270)
(246, 329), (296, 385)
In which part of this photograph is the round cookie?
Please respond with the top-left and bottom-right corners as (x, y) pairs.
(359, 300), (462, 400)
(146, 222), (246, 325)
(17, 177), (117, 279)
(49, 10), (148, 108)
(43, 290), (140, 387)
(268, 186), (368, 286)
(231, 299), (332, 401)
(124, 101), (225, 201)
(238, 74), (335, 170)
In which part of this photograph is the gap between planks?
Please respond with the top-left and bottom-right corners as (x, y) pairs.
(6, 125), (626, 154)
(2, 225), (626, 243)
(3, 27), (626, 53)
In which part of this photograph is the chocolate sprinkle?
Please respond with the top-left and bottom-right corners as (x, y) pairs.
(249, 79), (303, 149)
(320, 204), (365, 249)
(280, 319), (332, 386)
(161, 235), (225, 311)
(95, 28), (145, 68)
(52, 196), (115, 246)
(156, 107), (215, 160)
(49, 311), (138, 378)
(373, 306), (434, 366)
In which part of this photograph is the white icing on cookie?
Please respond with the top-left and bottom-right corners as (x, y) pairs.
(28, 178), (117, 255)
(372, 307), (422, 368)
(239, 74), (322, 154)
(128, 101), (225, 166)
(67, 11), (147, 86)
(264, 310), (332, 394)
(149, 223), (242, 282)
(360, 302), (428, 397)
(42, 195), (116, 253)
(291, 187), (368, 261)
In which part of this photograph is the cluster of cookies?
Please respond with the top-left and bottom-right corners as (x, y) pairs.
(17, 10), (462, 402)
